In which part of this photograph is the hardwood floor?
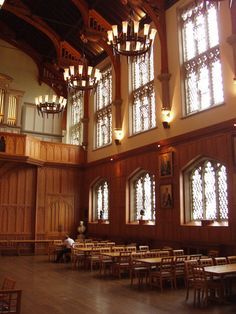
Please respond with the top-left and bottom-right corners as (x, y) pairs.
(0, 255), (236, 314)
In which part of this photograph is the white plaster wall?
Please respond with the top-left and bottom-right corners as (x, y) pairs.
(0, 40), (62, 141)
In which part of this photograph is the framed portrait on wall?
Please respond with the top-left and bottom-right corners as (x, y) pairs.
(159, 152), (173, 177)
(160, 184), (173, 208)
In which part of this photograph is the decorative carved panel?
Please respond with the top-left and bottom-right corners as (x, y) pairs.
(45, 195), (75, 234)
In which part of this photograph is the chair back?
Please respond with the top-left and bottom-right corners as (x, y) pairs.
(173, 249), (184, 256)
(126, 246), (136, 252)
(158, 250), (169, 257)
(160, 257), (174, 272)
(192, 266), (207, 285)
(146, 251), (159, 258)
(139, 245), (149, 252)
(2, 277), (16, 290)
(73, 243), (84, 248)
(189, 254), (201, 261)
(100, 247), (111, 253)
(227, 255), (236, 264)
(113, 246), (125, 252)
(214, 257), (228, 265)
(85, 243), (94, 248)
(118, 252), (132, 264)
(184, 260), (198, 280)
(175, 255), (187, 264)
(199, 258), (213, 266)
(106, 242), (116, 247)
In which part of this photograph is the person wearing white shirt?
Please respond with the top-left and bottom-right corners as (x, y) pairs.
(55, 234), (75, 263)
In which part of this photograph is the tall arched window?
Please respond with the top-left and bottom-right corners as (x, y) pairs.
(95, 67), (112, 148)
(179, 1), (224, 115)
(93, 180), (109, 221)
(130, 48), (156, 135)
(129, 171), (156, 223)
(69, 91), (83, 145)
(184, 159), (228, 223)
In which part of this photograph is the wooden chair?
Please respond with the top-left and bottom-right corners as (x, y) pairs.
(99, 251), (113, 277)
(112, 246), (125, 253)
(130, 252), (149, 287)
(86, 248), (101, 271)
(112, 252), (132, 278)
(139, 245), (149, 252)
(157, 250), (169, 257)
(126, 246), (136, 253)
(227, 256), (236, 264)
(174, 255), (187, 288)
(0, 289), (22, 314)
(184, 260), (198, 301)
(214, 257), (228, 265)
(150, 257), (175, 291)
(1, 277), (16, 290)
(146, 251), (159, 258)
(173, 249), (184, 256)
(48, 240), (63, 262)
(191, 266), (223, 307)
(199, 258), (213, 267)
(189, 254), (202, 261)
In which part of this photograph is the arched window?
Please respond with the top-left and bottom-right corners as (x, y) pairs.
(129, 171), (156, 223)
(69, 91), (83, 145)
(129, 47), (156, 135)
(184, 159), (228, 223)
(93, 180), (109, 221)
(95, 67), (112, 148)
(179, 1), (224, 115)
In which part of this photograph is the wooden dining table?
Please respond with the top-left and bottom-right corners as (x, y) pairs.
(204, 264), (236, 303)
(204, 264), (236, 276)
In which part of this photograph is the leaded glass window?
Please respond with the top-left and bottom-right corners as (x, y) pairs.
(190, 160), (228, 222)
(95, 67), (112, 148)
(70, 91), (83, 145)
(94, 180), (109, 221)
(130, 49), (156, 134)
(131, 172), (156, 222)
(180, 1), (224, 115)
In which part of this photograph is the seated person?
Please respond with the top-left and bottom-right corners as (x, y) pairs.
(55, 234), (75, 263)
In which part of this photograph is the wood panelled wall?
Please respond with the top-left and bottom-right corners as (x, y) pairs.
(0, 165), (81, 240)
(1, 122), (236, 255)
(84, 122), (236, 254)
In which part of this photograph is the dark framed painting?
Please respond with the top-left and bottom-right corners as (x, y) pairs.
(159, 152), (173, 177)
(160, 184), (173, 209)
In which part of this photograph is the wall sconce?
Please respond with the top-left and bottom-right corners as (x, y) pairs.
(114, 128), (123, 145)
(161, 108), (171, 129)
(233, 77), (236, 85)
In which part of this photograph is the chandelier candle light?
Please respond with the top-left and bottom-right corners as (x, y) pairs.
(64, 61), (101, 91)
(35, 94), (67, 117)
(107, 16), (157, 57)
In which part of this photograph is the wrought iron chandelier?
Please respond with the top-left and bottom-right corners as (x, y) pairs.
(35, 94), (67, 117)
(63, 56), (101, 92)
(107, 6), (157, 57)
